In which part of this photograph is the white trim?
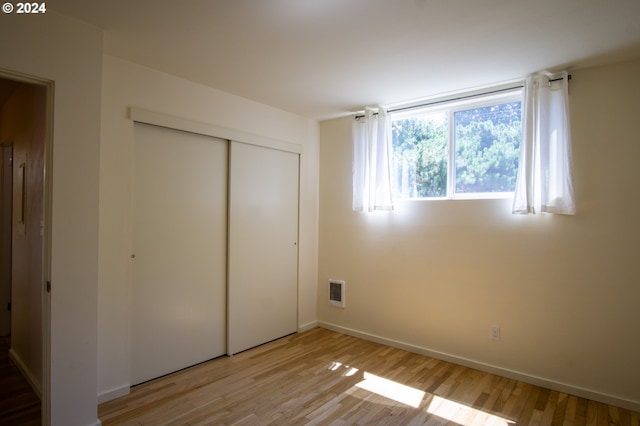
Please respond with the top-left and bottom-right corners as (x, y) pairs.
(297, 321), (318, 333)
(129, 107), (303, 154)
(318, 321), (640, 412)
(97, 384), (130, 404)
(8, 348), (42, 398)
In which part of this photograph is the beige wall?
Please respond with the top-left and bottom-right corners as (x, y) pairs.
(0, 11), (103, 426)
(98, 55), (319, 401)
(0, 82), (46, 394)
(318, 58), (640, 410)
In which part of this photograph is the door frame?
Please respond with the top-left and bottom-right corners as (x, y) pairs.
(0, 68), (54, 426)
(0, 142), (13, 337)
(129, 108), (303, 358)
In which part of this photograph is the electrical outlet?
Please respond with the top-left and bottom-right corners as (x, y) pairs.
(490, 325), (500, 341)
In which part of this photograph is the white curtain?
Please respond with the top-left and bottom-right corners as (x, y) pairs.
(352, 107), (394, 212)
(512, 71), (576, 215)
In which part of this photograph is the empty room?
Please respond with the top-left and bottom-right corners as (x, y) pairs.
(1, 1), (639, 425)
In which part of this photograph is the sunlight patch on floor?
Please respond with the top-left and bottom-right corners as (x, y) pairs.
(328, 361), (343, 371)
(426, 395), (515, 425)
(328, 361), (359, 377)
(355, 372), (425, 408)
(327, 361), (515, 425)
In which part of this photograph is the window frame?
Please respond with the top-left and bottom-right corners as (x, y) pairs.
(389, 88), (523, 201)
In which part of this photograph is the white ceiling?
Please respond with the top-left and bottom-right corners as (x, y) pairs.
(50, 0), (640, 120)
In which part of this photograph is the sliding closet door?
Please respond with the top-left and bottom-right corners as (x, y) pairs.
(228, 141), (299, 355)
(131, 123), (227, 385)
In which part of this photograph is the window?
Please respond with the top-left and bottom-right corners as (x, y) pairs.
(390, 90), (522, 199)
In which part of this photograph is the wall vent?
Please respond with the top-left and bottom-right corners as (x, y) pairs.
(328, 279), (345, 308)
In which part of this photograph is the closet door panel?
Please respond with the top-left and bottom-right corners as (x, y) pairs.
(131, 123), (227, 385)
(228, 141), (299, 355)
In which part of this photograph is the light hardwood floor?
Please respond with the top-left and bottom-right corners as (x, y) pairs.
(98, 328), (639, 425)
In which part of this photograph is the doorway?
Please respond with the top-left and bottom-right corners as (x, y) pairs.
(0, 72), (51, 425)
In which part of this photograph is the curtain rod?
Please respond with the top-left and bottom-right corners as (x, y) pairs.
(355, 75), (571, 119)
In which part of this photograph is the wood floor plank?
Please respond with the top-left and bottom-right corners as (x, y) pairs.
(540, 390), (560, 424)
(98, 328), (640, 425)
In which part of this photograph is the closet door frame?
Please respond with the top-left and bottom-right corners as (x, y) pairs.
(129, 107), (302, 358)
(130, 108), (302, 156)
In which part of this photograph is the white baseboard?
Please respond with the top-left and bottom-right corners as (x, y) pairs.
(318, 321), (640, 413)
(98, 384), (130, 404)
(87, 419), (102, 426)
(298, 320), (318, 333)
(8, 348), (42, 399)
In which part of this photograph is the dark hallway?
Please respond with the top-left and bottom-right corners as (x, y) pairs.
(0, 75), (46, 426)
(0, 336), (40, 425)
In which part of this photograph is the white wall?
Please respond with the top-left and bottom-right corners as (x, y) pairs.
(318, 58), (640, 411)
(0, 11), (103, 426)
(98, 55), (319, 401)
